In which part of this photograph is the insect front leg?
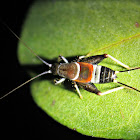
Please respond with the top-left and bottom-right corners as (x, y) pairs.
(54, 78), (66, 85)
(58, 55), (69, 63)
(76, 55), (86, 61)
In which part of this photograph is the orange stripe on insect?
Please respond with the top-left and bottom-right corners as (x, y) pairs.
(74, 62), (93, 83)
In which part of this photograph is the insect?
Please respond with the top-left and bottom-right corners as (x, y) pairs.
(0, 25), (140, 99)
(50, 54), (140, 98)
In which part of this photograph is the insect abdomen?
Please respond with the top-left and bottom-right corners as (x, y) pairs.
(74, 62), (93, 83)
(91, 65), (116, 84)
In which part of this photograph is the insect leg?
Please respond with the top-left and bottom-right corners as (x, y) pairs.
(105, 54), (130, 69)
(78, 83), (101, 94)
(77, 55), (86, 61)
(79, 54), (106, 64)
(55, 78), (66, 85)
(98, 79), (140, 96)
(73, 82), (83, 99)
(78, 56), (86, 59)
(98, 86), (124, 96)
(58, 55), (69, 63)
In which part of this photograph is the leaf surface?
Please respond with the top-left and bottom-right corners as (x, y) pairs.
(18, 0), (140, 139)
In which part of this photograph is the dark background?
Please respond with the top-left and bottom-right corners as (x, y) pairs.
(0, 0), (106, 139)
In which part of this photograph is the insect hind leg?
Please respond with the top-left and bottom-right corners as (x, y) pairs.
(98, 80), (140, 96)
(98, 86), (124, 96)
(79, 54), (106, 64)
(105, 54), (130, 69)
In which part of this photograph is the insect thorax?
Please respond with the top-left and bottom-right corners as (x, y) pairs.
(57, 62), (79, 79)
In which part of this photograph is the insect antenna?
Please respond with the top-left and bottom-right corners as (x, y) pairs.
(0, 23), (53, 99)
(3, 22), (52, 67)
(0, 70), (52, 100)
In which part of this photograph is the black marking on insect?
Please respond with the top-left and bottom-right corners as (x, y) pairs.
(0, 24), (140, 99)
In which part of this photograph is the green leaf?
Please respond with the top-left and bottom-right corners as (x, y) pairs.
(18, 0), (140, 139)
